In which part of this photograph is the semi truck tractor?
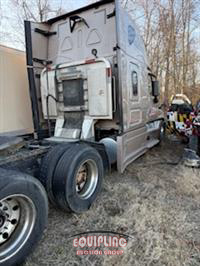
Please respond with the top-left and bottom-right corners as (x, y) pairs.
(0, 0), (163, 264)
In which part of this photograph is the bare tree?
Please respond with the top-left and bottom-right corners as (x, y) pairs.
(1, 0), (200, 102)
(0, 0), (67, 49)
(131, 0), (200, 103)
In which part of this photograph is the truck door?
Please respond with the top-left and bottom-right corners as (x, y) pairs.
(117, 59), (148, 173)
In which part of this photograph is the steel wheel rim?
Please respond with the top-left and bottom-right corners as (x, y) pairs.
(0, 194), (36, 263)
(75, 159), (98, 199)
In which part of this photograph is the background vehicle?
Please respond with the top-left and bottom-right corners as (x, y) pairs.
(167, 94), (194, 142)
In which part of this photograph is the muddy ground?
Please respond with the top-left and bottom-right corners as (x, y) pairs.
(25, 138), (200, 266)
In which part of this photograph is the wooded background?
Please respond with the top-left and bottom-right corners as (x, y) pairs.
(0, 0), (200, 104)
(129, 0), (200, 104)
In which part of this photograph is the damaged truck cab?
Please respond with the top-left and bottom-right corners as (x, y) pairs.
(23, 0), (165, 215)
(25, 0), (163, 175)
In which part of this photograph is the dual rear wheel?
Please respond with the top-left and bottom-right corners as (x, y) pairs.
(39, 143), (104, 213)
(0, 143), (104, 265)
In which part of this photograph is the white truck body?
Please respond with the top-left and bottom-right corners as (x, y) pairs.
(25, 0), (163, 173)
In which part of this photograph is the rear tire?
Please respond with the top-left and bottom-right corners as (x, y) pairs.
(0, 168), (48, 266)
(39, 144), (72, 205)
(53, 144), (104, 213)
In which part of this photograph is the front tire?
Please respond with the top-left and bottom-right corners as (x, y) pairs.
(0, 168), (48, 266)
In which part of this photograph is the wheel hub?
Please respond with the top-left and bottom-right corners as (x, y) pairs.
(0, 211), (6, 228)
(76, 165), (87, 192)
(75, 159), (98, 199)
(0, 198), (20, 244)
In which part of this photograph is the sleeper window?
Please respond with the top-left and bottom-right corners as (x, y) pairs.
(132, 71), (138, 96)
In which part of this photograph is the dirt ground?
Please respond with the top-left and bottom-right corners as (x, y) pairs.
(25, 138), (200, 266)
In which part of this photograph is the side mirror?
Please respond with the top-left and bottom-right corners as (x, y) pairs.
(152, 80), (160, 97)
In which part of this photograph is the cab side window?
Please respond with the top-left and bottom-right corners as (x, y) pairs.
(132, 71), (138, 96)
